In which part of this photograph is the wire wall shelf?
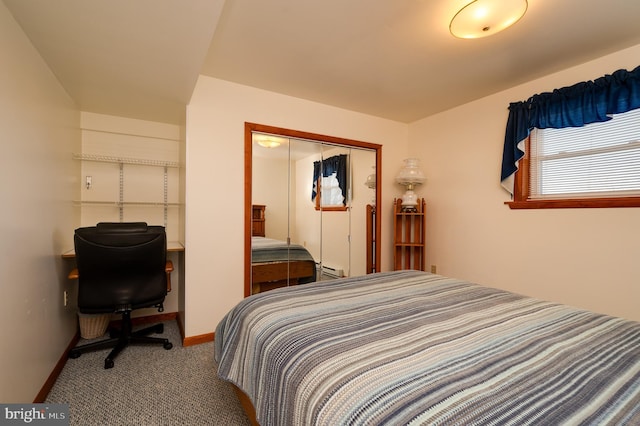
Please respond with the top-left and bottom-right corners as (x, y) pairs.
(74, 153), (180, 227)
(74, 201), (181, 207)
(73, 153), (179, 168)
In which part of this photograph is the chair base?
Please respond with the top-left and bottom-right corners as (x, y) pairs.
(69, 311), (173, 369)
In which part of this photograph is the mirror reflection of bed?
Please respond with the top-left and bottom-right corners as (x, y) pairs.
(251, 235), (317, 293)
(247, 123), (381, 296)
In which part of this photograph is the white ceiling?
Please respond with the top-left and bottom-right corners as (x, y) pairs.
(4, 0), (640, 125)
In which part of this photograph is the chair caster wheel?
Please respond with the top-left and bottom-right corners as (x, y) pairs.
(68, 350), (81, 359)
(163, 342), (173, 350)
(154, 324), (164, 334)
(104, 359), (114, 369)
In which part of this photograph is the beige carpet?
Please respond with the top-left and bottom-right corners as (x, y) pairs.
(46, 320), (251, 425)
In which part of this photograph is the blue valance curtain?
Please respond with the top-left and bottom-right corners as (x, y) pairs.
(501, 65), (640, 194)
(311, 154), (348, 203)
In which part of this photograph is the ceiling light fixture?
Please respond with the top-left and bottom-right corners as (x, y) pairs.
(254, 135), (283, 148)
(450, 0), (528, 39)
(257, 139), (281, 148)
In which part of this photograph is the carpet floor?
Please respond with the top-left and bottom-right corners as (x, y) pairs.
(45, 320), (251, 426)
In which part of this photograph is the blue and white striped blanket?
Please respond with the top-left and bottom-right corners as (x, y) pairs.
(215, 270), (640, 425)
(251, 236), (315, 264)
(251, 236), (316, 284)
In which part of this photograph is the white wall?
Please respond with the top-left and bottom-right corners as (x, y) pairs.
(292, 147), (376, 277)
(0, 2), (80, 402)
(185, 77), (408, 337)
(409, 44), (640, 322)
(293, 147), (352, 275)
(252, 155), (289, 241)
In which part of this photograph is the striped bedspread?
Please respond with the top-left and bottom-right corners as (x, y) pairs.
(251, 236), (315, 264)
(215, 270), (640, 425)
(251, 236), (317, 284)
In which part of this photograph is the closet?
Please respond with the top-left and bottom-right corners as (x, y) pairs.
(245, 123), (381, 296)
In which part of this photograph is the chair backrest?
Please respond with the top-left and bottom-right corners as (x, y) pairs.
(74, 222), (167, 314)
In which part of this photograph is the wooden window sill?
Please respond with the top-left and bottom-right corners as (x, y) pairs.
(506, 197), (640, 209)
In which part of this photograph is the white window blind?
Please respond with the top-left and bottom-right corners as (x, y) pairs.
(529, 108), (640, 199)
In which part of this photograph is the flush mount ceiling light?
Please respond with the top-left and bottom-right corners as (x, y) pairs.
(450, 0), (528, 39)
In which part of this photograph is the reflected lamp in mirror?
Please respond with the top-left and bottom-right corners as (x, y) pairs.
(395, 158), (426, 211)
(364, 166), (376, 203)
(449, 0), (528, 39)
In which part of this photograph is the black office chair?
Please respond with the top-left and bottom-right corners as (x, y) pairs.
(68, 222), (173, 369)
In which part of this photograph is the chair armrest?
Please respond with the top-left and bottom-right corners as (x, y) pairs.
(165, 260), (174, 292)
(68, 268), (79, 280)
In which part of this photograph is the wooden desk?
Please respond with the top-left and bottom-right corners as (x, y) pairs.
(63, 242), (182, 293)
(62, 241), (184, 258)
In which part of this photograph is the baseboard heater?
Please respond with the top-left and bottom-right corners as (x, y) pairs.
(317, 264), (344, 279)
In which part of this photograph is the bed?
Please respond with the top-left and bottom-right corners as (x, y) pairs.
(215, 270), (640, 425)
(251, 236), (316, 294)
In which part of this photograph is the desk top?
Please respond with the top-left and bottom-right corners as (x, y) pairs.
(61, 241), (185, 258)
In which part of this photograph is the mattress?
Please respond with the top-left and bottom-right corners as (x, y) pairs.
(215, 270), (640, 425)
(251, 236), (315, 264)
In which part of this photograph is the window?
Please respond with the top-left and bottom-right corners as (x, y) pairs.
(508, 108), (640, 208)
(315, 173), (347, 210)
(531, 108), (640, 198)
(312, 154), (349, 211)
(502, 66), (640, 209)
